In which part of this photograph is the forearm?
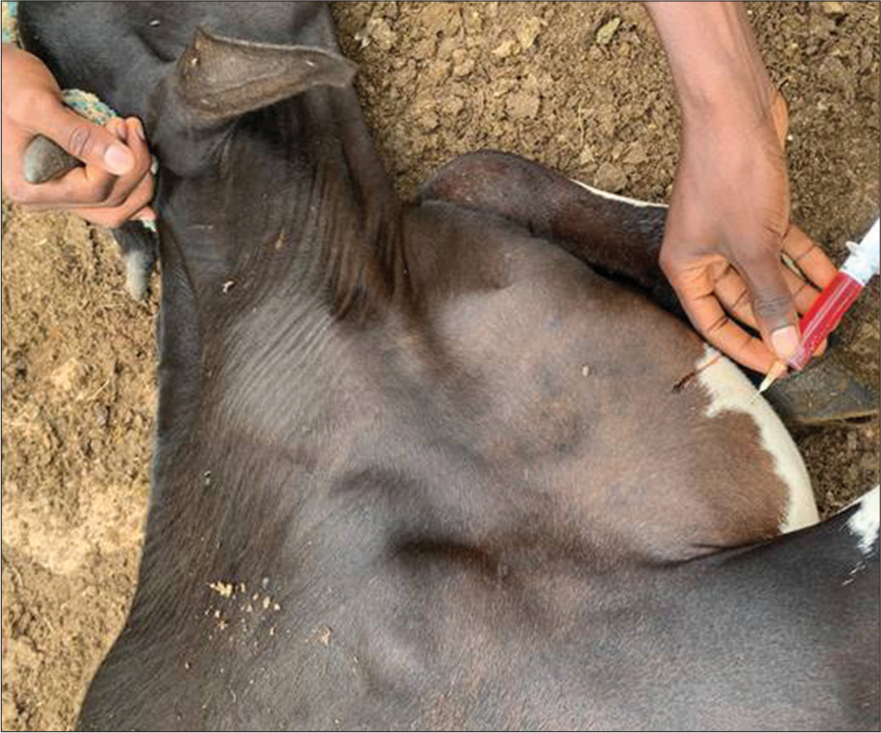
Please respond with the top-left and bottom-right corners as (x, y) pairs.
(644, 2), (776, 128)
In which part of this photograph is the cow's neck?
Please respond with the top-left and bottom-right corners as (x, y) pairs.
(149, 85), (406, 502)
(294, 86), (406, 319)
(158, 86), (405, 322)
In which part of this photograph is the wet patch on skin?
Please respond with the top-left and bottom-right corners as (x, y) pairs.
(672, 370), (697, 394)
(695, 346), (819, 533)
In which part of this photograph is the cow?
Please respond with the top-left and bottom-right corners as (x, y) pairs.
(15, 2), (879, 730)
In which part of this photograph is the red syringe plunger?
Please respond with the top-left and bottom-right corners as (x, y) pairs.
(757, 219), (878, 395)
(787, 270), (864, 371)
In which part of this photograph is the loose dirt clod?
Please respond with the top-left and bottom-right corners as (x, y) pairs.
(208, 581), (234, 599)
(595, 17), (621, 46)
(317, 627), (332, 647)
(821, 2), (847, 19)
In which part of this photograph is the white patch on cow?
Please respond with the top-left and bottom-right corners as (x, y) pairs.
(569, 178), (667, 209)
(695, 346), (818, 533)
(848, 487), (880, 555)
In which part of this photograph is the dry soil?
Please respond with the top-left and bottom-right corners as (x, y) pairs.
(2, 2), (879, 730)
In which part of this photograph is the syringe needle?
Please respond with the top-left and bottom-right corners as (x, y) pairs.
(756, 361), (788, 398)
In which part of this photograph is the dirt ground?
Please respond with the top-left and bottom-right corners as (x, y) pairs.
(1, 2), (879, 730)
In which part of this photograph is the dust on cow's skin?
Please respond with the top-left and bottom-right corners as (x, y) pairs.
(316, 626), (334, 648)
(204, 580), (282, 639)
(208, 581), (235, 599)
(2, 2), (879, 730)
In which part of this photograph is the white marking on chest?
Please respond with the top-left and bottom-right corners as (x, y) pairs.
(848, 487), (880, 555)
(695, 346), (818, 533)
(569, 178), (667, 209)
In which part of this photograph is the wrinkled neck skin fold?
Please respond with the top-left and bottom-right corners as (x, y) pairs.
(147, 82), (407, 511)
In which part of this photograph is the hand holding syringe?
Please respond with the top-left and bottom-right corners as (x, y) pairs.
(759, 218), (880, 394)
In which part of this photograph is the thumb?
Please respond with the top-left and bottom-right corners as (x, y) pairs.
(739, 252), (800, 361)
(35, 103), (134, 176)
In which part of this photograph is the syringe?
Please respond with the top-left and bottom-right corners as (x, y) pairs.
(758, 218), (880, 394)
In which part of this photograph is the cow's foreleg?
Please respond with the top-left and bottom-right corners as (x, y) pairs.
(419, 150), (879, 424)
(418, 150), (681, 316)
(113, 222), (158, 301)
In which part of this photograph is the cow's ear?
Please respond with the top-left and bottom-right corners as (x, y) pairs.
(176, 28), (356, 120)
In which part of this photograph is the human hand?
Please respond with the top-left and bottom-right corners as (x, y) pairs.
(1, 44), (155, 228)
(645, 2), (838, 373)
(660, 91), (837, 374)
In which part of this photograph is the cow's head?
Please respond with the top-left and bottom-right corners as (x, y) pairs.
(18, 1), (355, 176)
(19, 1), (396, 324)
(147, 27), (356, 176)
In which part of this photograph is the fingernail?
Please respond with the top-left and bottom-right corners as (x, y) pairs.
(771, 326), (800, 361)
(104, 144), (134, 175)
(113, 118), (128, 142)
(135, 207), (156, 221)
(134, 119), (147, 142)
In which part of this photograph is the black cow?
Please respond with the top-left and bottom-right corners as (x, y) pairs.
(16, 2), (879, 730)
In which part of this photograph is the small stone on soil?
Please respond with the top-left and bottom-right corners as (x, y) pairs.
(596, 18), (621, 46)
